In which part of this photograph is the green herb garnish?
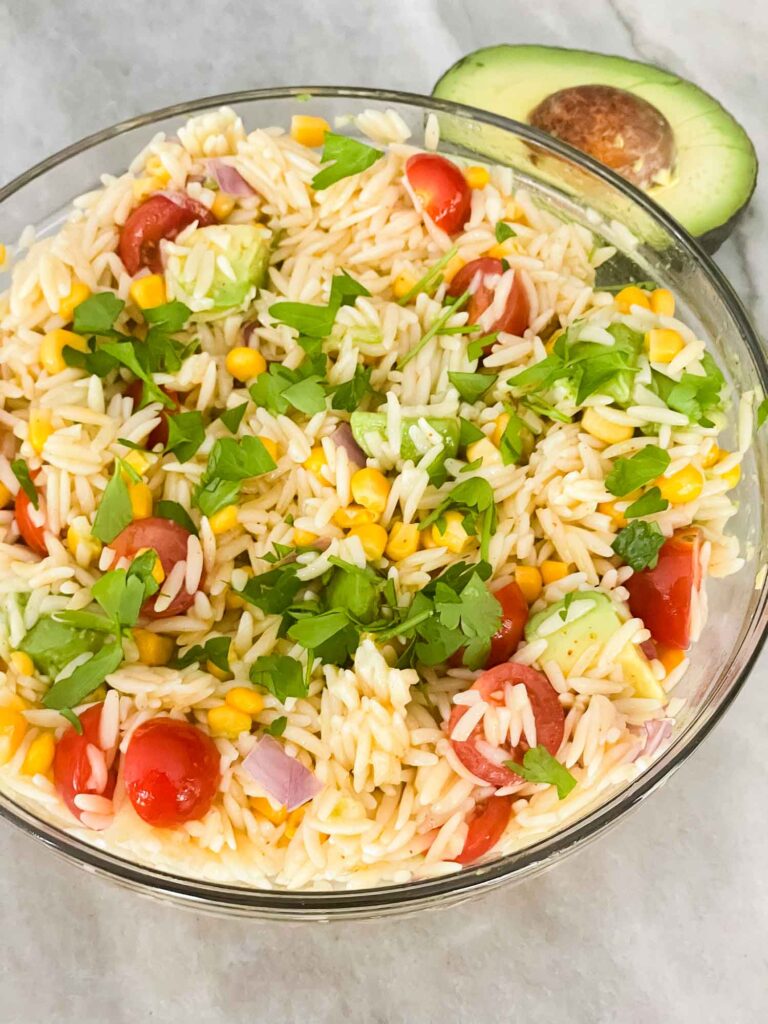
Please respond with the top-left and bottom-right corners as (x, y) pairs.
(265, 716), (287, 737)
(624, 487), (669, 519)
(605, 445), (670, 497)
(91, 462), (133, 543)
(495, 221), (516, 243)
(611, 520), (666, 571)
(11, 458), (38, 508)
(193, 436), (277, 517)
(155, 500), (198, 535)
(311, 133), (383, 190)
(165, 410), (205, 463)
(448, 371), (498, 404)
(176, 636), (231, 673)
(249, 655), (308, 702)
(220, 403), (248, 434)
(504, 746), (577, 799)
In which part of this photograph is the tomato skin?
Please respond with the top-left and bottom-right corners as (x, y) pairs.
(449, 663), (564, 788)
(487, 583), (529, 667)
(119, 193), (216, 275)
(448, 257), (530, 340)
(53, 704), (117, 820)
(15, 486), (48, 555)
(405, 153), (472, 235)
(125, 380), (180, 449)
(123, 718), (221, 827)
(454, 795), (512, 865)
(109, 517), (197, 618)
(626, 527), (701, 649)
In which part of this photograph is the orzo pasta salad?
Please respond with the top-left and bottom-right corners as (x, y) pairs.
(0, 107), (750, 889)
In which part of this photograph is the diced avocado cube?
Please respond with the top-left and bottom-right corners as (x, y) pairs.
(19, 615), (105, 679)
(165, 224), (271, 315)
(350, 412), (459, 477)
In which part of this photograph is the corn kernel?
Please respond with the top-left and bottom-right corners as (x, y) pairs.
(0, 482), (11, 509)
(123, 448), (152, 477)
(656, 643), (686, 675)
(132, 177), (166, 201)
(250, 796), (288, 826)
(615, 286), (651, 313)
(484, 242), (509, 259)
(206, 659), (231, 681)
(656, 465), (704, 505)
(348, 522), (388, 561)
(39, 328), (88, 375)
(465, 165), (490, 189)
(0, 707), (27, 766)
(66, 525), (102, 565)
(225, 687), (264, 715)
(134, 547), (165, 585)
(719, 463), (741, 489)
(646, 327), (684, 364)
(541, 560), (569, 584)
(420, 525), (439, 549)
(283, 804), (306, 841)
(293, 528), (318, 546)
(598, 500), (628, 530)
(22, 731), (56, 776)
(385, 522), (420, 561)
(29, 410), (52, 454)
(258, 436), (279, 462)
(442, 254), (465, 285)
(129, 481), (153, 520)
(58, 282), (91, 323)
(581, 407), (634, 445)
(466, 436), (502, 466)
(650, 288), (675, 317)
(211, 193), (236, 220)
(132, 628), (174, 666)
(431, 510), (471, 555)
(290, 114), (330, 148)
(332, 504), (377, 529)
(145, 155), (171, 183)
(303, 446), (328, 481)
(130, 273), (167, 310)
(207, 704), (251, 738)
(350, 467), (390, 515)
(514, 565), (543, 604)
(209, 504), (239, 534)
(491, 413), (509, 448)
(10, 651), (34, 676)
(392, 273), (417, 299)
(701, 444), (725, 470)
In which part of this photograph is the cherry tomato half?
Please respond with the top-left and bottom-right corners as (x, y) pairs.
(449, 663), (564, 788)
(454, 795), (512, 865)
(448, 257), (530, 340)
(123, 718), (221, 827)
(15, 485), (48, 555)
(118, 192), (216, 275)
(53, 703), (117, 821)
(626, 527), (701, 649)
(405, 153), (472, 235)
(125, 380), (181, 450)
(109, 517), (197, 618)
(487, 582), (529, 668)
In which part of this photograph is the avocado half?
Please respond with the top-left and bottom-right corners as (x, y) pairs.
(433, 45), (757, 252)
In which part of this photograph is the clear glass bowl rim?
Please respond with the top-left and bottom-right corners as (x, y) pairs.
(1, 85), (767, 918)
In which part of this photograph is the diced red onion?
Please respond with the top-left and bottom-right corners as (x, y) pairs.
(639, 639), (658, 661)
(330, 422), (366, 468)
(206, 159), (256, 196)
(242, 736), (321, 811)
(642, 718), (674, 759)
(242, 321), (258, 344)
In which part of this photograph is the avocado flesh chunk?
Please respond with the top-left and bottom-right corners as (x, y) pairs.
(433, 45), (757, 248)
(19, 615), (105, 679)
(525, 591), (666, 702)
(350, 412), (459, 475)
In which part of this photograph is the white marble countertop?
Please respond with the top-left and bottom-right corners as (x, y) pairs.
(1, 1), (767, 1021)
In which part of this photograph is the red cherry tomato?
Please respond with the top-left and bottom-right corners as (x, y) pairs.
(454, 795), (512, 865)
(448, 257), (530, 340)
(487, 582), (529, 667)
(449, 662), (564, 788)
(125, 380), (181, 449)
(123, 718), (221, 827)
(109, 517), (197, 618)
(14, 485), (48, 555)
(53, 703), (117, 821)
(626, 527), (701, 649)
(405, 153), (472, 235)
(118, 193), (216, 275)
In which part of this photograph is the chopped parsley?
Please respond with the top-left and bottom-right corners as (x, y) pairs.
(311, 133), (383, 190)
(504, 746), (577, 800)
(495, 221), (516, 243)
(650, 353), (725, 427)
(176, 636), (231, 673)
(165, 410), (205, 463)
(329, 365), (375, 412)
(72, 291), (124, 336)
(498, 410), (531, 466)
(448, 371), (498, 404)
(220, 403), (248, 434)
(42, 642), (124, 711)
(193, 436), (277, 517)
(249, 654), (308, 702)
(265, 716), (288, 737)
(605, 446), (670, 497)
(611, 520), (666, 571)
(269, 271), (370, 339)
(91, 549), (161, 632)
(419, 477), (497, 561)
(155, 500), (198, 535)
(624, 487), (668, 519)
(92, 461), (133, 543)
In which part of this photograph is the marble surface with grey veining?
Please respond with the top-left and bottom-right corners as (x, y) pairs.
(1, 1), (767, 1021)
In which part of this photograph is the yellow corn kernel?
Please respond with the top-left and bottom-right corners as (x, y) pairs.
(132, 176), (166, 201)
(349, 522), (388, 561)
(615, 286), (651, 313)
(465, 165), (490, 189)
(385, 522), (420, 561)
(290, 114), (330, 148)
(656, 465), (704, 505)
(350, 467), (390, 515)
(650, 288), (675, 317)
(332, 504), (377, 529)
(719, 463), (741, 490)
(466, 436), (502, 467)
(0, 482), (11, 509)
(206, 660), (231, 682)
(250, 795), (288, 826)
(491, 413), (509, 448)
(392, 273), (417, 299)
(420, 525), (439, 549)
(581, 407), (634, 445)
(145, 155), (171, 184)
(514, 565), (543, 604)
(129, 273), (167, 310)
(486, 241), (513, 259)
(29, 410), (52, 454)
(258, 436), (279, 462)
(10, 651), (34, 676)
(129, 481), (153, 520)
(134, 547), (165, 585)
(701, 444), (725, 470)
(283, 804), (306, 841)
(124, 448), (151, 477)
(0, 707), (27, 766)
(132, 628), (174, 666)
(541, 560), (569, 584)
(442, 254), (466, 285)
(293, 527), (318, 546)
(209, 504), (240, 535)
(207, 704), (251, 738)
(21, 731), (55, 776)
(40, 328), (89, 375)
(598, 500), (628, 530)
(58, 281), (91, 323)
(303, 446), (328, 481)
(66, 525), (102, 565)
(431, 510), (471, 555)
(646, 327), (684, 364)
(211, 193), (236, 220)
(225, 687), (264, 716)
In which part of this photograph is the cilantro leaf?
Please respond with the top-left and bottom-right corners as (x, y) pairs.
(612, 520), (666, 571)
(605, 445), (670, 497)
(142, 300), (192, 333)
(92, 462), (133, 543)
(287, 610), (359, 664)
(459, 417), (484, 448)
(495, 221), (516, 243)
(448, 371), (498, 404)
(329, 365), (374, 412)
(165, 410), (205, 463)
(176, 636), (231, 673)
(238, 564), (304, 615)
(249, 655), (308, 702)
(311, 133), (383, 190)
(504, 746), (577, 799)
(499, 410), (531, 466)
(71, 292), (124, 335)
(250, 363), (328, 416)
(419, 477), (497, 561)
(155, 500), (198, 535)
(42, 641), (124, 711)
(193, 436), (276, 517)
(624, 487), (669, 519)
(265, 715), (287, 737)
(220, 403), (248, 434)
(11, 458), (38, 508)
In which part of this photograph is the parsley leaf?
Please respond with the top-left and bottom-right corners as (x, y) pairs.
(287, 609), (359, 665)
(142, 300), (192, 333)
(612, 520), (666, 571)
(605, 445), (670, 497)
(42, 641), (124, 711)
(220, 403), (248, 434)
(250, 363), (328, 416)
(155, 500), (198, 535)
(651, 354), (725, 426)
(498, 410), (531, 466)
(448, 371), (498, 403)
(71, 292), (124, 335)
(311, 133), (383, 190)
(99, 340), (174, 409)
(459, 417), (485, 448)
(495, 221), (516, 243)
(249, 654), (308, 702)
(624, 487), (669, 519)
(265, 715), (287, 737)
(176, 636), (231, 673)
(329, 365), (374, 412)
(238, 563), (304, 615)
(165, 410), (205, 463)
(92, 462), (133, 543)
(91, 550), (160, 632)
(11, 458), (38, 508)
(193, 436), (277, 517)
(504, 746), (577, 799)
(419, 477), (497, 561)
(270, 271), (370, 339)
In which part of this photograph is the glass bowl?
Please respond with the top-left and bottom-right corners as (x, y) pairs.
(1, 87), (767, 920)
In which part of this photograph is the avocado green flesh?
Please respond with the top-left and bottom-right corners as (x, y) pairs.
(19, 615), (104, 678)
(433, 44), (757, 244)
(526, 592), (619, 674)
(350, 412), (460, 469)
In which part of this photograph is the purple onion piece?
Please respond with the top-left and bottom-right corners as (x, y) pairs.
(330, 422), (366, 468)
(242, 735), (322, 811)
(206, 159), (256, 197)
